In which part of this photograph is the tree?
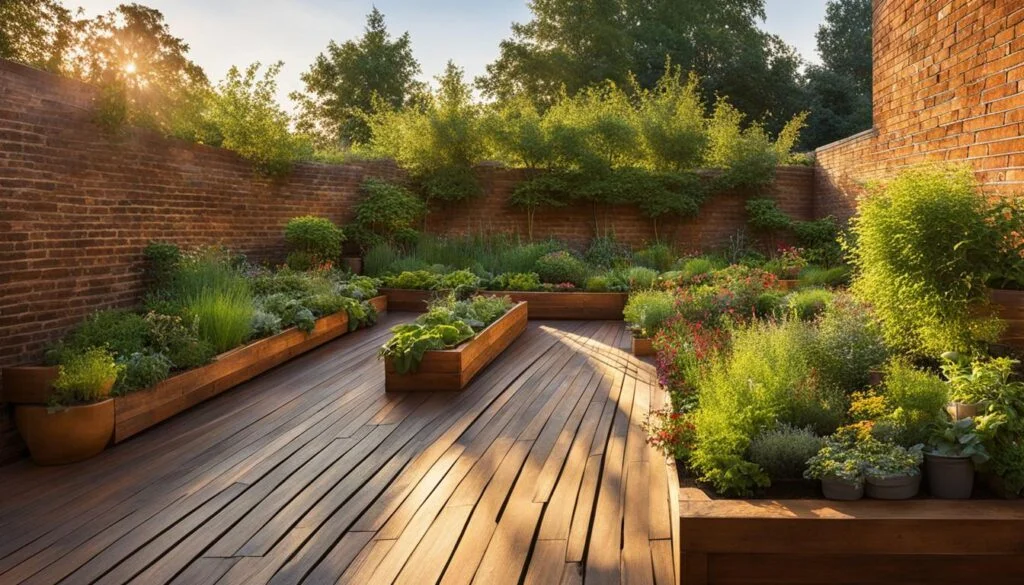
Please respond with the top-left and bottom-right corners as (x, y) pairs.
(69, 3), (208, 133)
(0, 0), (76, 72)
(803, 0), (873, 149)
(292, 8), (422, 148)
(478, 0), (806, 133)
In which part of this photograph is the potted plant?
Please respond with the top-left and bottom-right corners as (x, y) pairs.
(940, 353), (1014, 420)
(925, 417), (988, 499)
(860, 438), (924, 500)
(14, 347), (121, 465)
(804, 437), (865, 500)
(623, 290), (676, 356)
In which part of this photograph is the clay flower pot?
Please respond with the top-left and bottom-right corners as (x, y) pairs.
(632, 337), (656, 357)
(1, 366), (60, 404)
(925, 453), (975, 499)
(15, 399), (115, 465)
(821, 476), (864, 501)
(866, 474), (921, 500)
(946, 401), (985, 421)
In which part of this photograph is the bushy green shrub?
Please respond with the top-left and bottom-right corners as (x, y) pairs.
(848, 167), (1002, 355)
(626, 267), (659, 291)
(383, 270), (442, 290)
(806, 295), (888, 394)
(349, 179), (426, 250)
(748, 424), (823, 481)
(624, 290), (676, 338)
(490, 272), (542, 291)
(678, 257), (717, 281)
(793, 217), (844, 266)
(633, 243), (675, 272)
(878, 362), (949, 446)
(534, 251), (589, 286)
(438, 269), (481, 292)
(284, 216), (344, 266)
(144, 241), (182, 290)
(798, 265), (850, 288)
(584, 235), (629, 269)
(144, 312), (215, 370)
(188, 286), (254, 353)
(746, 198), (793, 231)
(251, 310), (283, 338)
(52, 347), (123, 405)
(258, 293), (317, 333)
(363, 242), (402, 277)
(48, 310), (150, 362)
(115, 351), (172, 395)
(782, 288), (834, 321)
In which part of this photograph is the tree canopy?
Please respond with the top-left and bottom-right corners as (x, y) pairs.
(0, 0), (76, 73)
(292, 8), (422, 148)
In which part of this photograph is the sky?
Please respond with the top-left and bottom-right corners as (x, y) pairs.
(72, 0), (830, 110)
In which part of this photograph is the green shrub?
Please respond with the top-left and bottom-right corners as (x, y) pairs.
(626, 266), (659, 291)
(383, 270), (442, 290)
(633, 243), (675, 272)
(52, 347), (123, 405)
(879, 361), (949, 446)
(363, 242), (402, 277)
(284, 216), (344, 265)
(798, 265), (850, 287)
(584, 235), (629, 269)
(51, 310), (150, 362)
(490, 272), (542, 291)
(438, 269), (482, 291)
(754, 291), (786, 317)
(188, 286), (254, 354)
(783, 288), (834, 321)
(534, 251), (589, 286)
(748, 424), (823, 481)
(807, 295), (888, 394)
(251, 310), (283, 338)
(746, 198), (792, 231)
(144, 241), (182, 290)
(848, 167), (1002, 355)
(144, 312), (215, 370)
(624, 290), (676, 338)
(690, 320), (845, 495)
(258, 293), (317, 333)
(350, 179), (426, 250)
(115, 351), (172, 395)
(678, 257), (716, 281)
(585, 275), (610, 292)
(793, 217), (844, 266)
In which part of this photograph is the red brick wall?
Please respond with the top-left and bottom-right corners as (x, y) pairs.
(0, 59), (813, 462)
(816, 0), (1024, 221)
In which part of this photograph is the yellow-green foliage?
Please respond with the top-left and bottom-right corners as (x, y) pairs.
(848, 166), (1003, 355)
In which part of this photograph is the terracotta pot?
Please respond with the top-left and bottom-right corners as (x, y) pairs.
(1, 366), (59, 404)
(820, 476), (864, 501)
(866, 473), (921, 500)
(15, 399), (114, 465)
(946, 401), (985, 421)
(342, 257), (362, 274)
(632, 337), (656, 357)
(925, 453), (975, 499)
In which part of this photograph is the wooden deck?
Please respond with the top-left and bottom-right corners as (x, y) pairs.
(0, 314), (678, 585)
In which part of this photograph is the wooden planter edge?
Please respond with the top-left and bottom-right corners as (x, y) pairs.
(479, 291), (627, 320)
(384, 302), (528, 391)
(678, 489), (1024, 584)
(113, 295), (387, 443)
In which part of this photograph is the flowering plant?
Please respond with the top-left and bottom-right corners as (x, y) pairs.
(643, 408), (697, 461)
(764, 246), (807, 279)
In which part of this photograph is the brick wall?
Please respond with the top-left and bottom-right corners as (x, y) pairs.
(0, 59), (813, 462)
(816, 0), (1024, 221)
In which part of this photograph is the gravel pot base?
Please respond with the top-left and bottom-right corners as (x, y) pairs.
(821, 476), (864, 501)
(866, 474), (921, 500)
(15, 400), (114, 465)
(925, 453), (975, 499)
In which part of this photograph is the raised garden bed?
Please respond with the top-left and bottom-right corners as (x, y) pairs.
(384, 301), (527, 392)
(114, 295), (387, 442)
(678, 487), (1024, 584)
(632, 337), (656, 357)
(379, 288), (449, 312)
(480, 291), (627, 320)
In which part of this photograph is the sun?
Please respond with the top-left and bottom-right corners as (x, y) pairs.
(123, 62), (137, 75)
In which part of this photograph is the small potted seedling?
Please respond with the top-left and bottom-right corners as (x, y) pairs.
(14, 347), (121, 465)
(940, 353), (1013, 420)
(860, 439), (924, 500)
(925, 417), (988, 499)
(804, 437), (866, 501)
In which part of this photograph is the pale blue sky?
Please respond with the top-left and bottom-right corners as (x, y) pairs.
(73, 0), (830, 109)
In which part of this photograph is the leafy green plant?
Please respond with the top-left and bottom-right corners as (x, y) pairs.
(782, 287), (833, 321)
(46, 310), (150, 363)
(584, 235), (629, 269)
(258, 294), (317, 333)
(643, 408), (697, 461)
(749, 424), (823, 481)
(928, 417), (990, 463)
(115, 351), (172, 395)
(144, 311), (215, 370)
(534, 251), (589, 286)
(746, 198), (793, 231)
(382, 270), (442, 290)
(804, 435), (864, 483)
(251, 310), (283, 338)
(349, 179), (426, 250)
(585, 275), (610, 292)
(52, 347), (123, 405)
(858, 438), (923, 479)
(438, 269), (482, 292)
(848, 362), (948, 447)
(633, 243), (675, 272)
(188, 286), (254, 353)
(626, 266), (659, 291)
(285, 216), (344, 266)
(806, 294), (888, 394)
(490, 272), (542, 291)
(624, 290), (676, 338)
(677, 256), (718, 281)
(848, 167), (1003, 355)
(798, 265), (850, 287)
(941, 355), (1020, 404)
(144, 241), (182, 290)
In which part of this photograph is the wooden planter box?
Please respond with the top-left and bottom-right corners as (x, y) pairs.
(990, 288), (1024, 346)
(480, 291), (627, 320)
(368, 294), (388, 314)
(113, 296), (386, 443)
(632, 337), (656, 357)
(679, 491), (1024, 584)
(776, 279), (800, 291)
(379, 288), (449, 312)
(384, 302), (527, 392)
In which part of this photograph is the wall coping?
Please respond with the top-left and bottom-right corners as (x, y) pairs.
(814, 128), (878, 154)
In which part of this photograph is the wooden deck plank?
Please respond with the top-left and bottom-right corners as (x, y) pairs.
(0, 319), (677, 585)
